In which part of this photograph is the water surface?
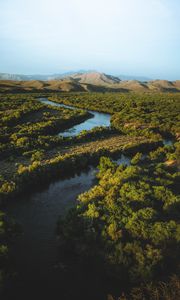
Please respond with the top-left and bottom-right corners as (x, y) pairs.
(4, 168), (97, 299)
(4, 154), (130, 299)
(3, 99), (127, 299)
(5, 98), (168, 299)
(39, 98), (111, 137)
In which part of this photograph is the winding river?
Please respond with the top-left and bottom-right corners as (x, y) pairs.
(3, 98), (131, 300)
(39, 98), (111, 137)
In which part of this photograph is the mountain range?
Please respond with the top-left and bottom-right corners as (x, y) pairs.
(0, 71), (151, 82)
(0, 71), (179, 93)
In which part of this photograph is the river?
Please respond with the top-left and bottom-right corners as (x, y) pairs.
(39, 98), (111, 137)
(3, 98), (131, 300)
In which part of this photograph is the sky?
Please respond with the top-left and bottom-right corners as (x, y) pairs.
(0, 0), (180, 79)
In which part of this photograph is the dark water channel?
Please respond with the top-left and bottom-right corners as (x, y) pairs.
(3, 99), (173, 299)
(3, 99), (131, 299)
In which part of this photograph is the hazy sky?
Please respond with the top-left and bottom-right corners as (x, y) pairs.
(0, 0), (179, 79)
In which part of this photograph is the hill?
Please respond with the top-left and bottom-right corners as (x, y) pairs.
(0, 71), (158, 82)
(0, 72), (179, 93)
(63, 72), (121, 85)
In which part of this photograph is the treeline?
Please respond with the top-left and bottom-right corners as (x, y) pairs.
(57, 142), (180, 297)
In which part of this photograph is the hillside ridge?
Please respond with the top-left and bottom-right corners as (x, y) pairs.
(0, 72), (179, 92)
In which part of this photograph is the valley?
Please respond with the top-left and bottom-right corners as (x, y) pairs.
(0, 91), (179, 300)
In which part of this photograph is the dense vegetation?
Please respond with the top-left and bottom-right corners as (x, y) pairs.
(0, 93), (164, 202)
(0, 134), (159, 202)
(0, 94), (91, 158)
(0, 91), (179, 298)
(57, 143), (180, 298)
(50, 92), (180, 138)
(0, 93), (110, 154)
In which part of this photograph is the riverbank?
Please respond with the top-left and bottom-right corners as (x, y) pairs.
(0, 134), (163, 202)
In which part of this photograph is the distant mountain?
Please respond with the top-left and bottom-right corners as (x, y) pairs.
(0, 71), (179, 93)
(0, 71), (98, 81)
(0, 73), (27, 81)
(62, 72), (121, 86)
(0, 73), (60, 81)
(0, 71), (151, 82)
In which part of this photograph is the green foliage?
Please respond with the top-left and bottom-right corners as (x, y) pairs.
(0, 93), (90, 158)
(0, 92), (179, 297)
(31, 150), (44, 162)
(57, 146), (180, 287)
(131, 152), (143, 165)
(97, 156), (116, 177)
(50, 92), (180, 138)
